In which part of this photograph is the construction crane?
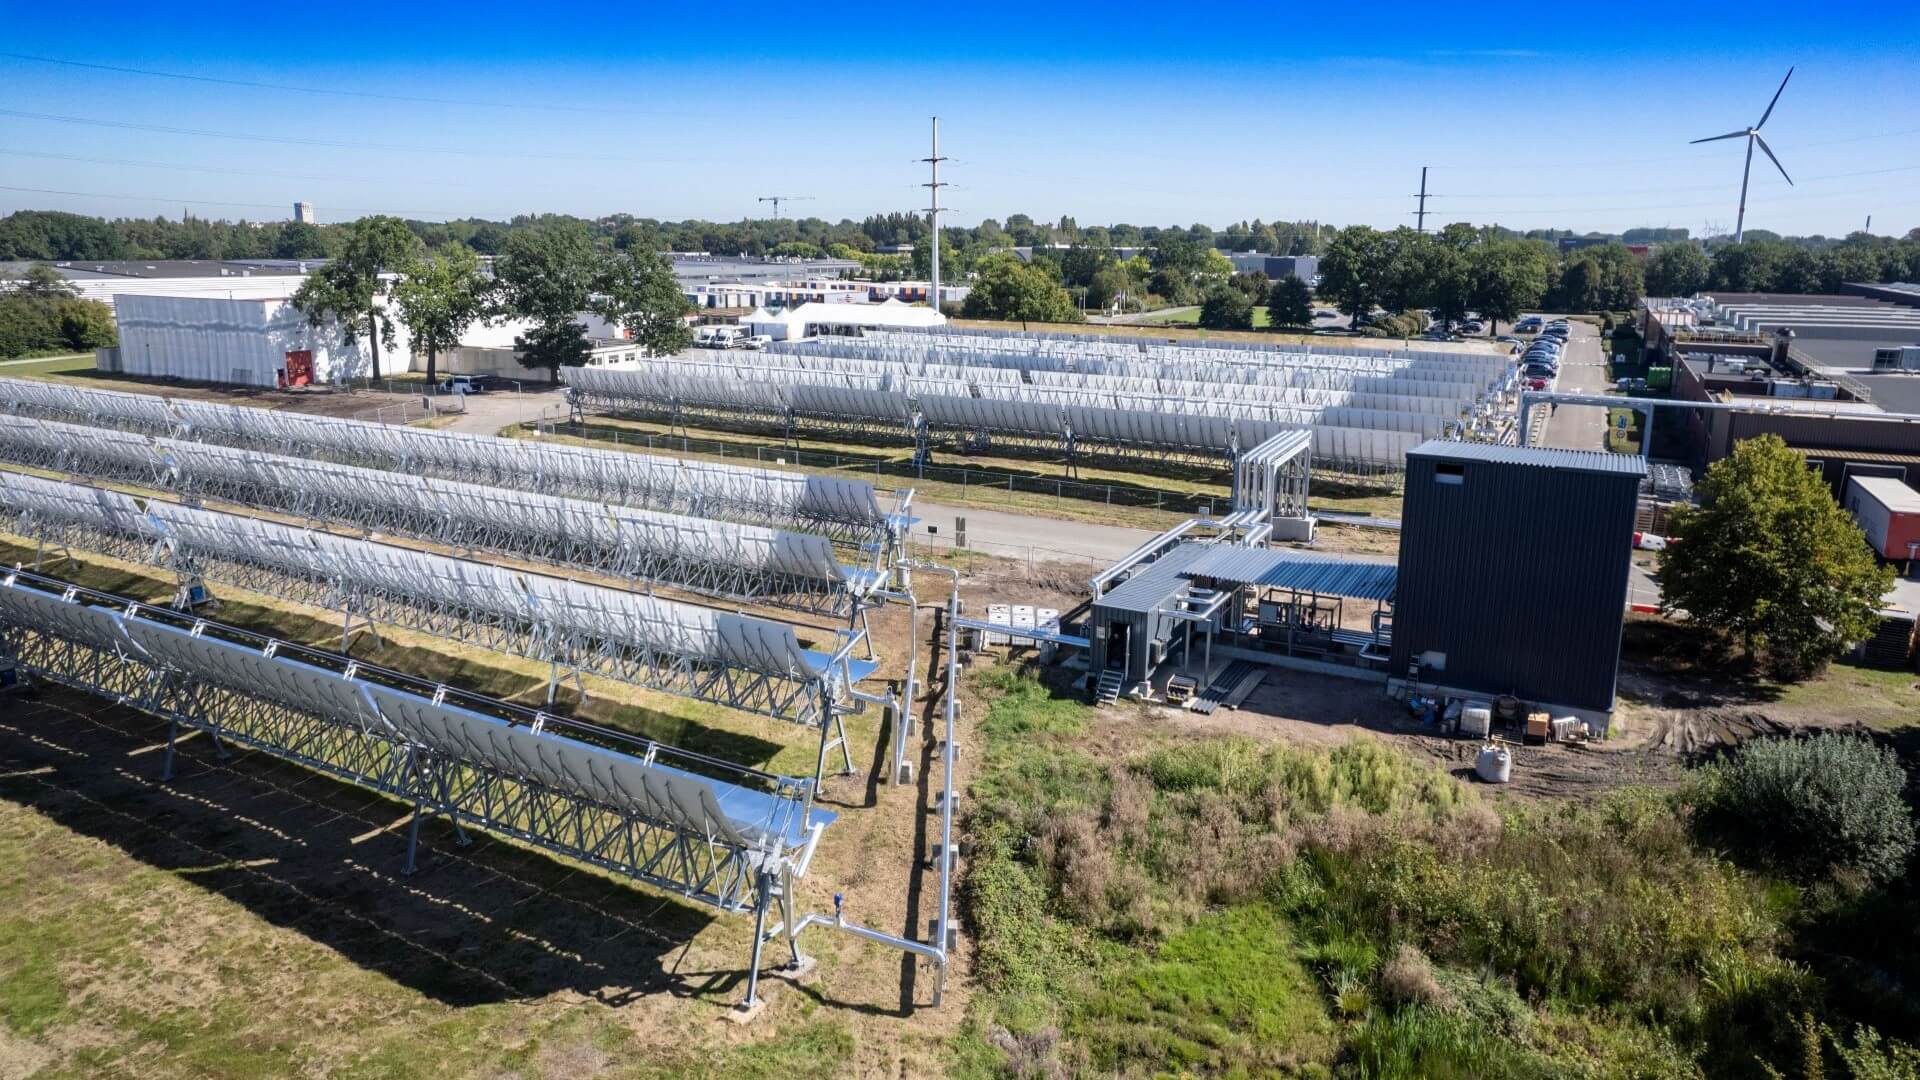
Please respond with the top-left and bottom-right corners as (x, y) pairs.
(757, 195), (815, 220)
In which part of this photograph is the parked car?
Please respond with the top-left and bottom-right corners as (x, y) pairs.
(740, 335), (773, 350)
(1525, 376), (1550, 390)
(1459, 320), (1485, 334)
(439, 374), (486, 395)
(1515, 316), (1543, 333)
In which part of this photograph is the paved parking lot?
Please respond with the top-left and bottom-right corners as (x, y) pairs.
(1539, 323), (1612, 452)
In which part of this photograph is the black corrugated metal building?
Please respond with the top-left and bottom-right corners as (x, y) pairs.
(1389, 441), (1647, 722)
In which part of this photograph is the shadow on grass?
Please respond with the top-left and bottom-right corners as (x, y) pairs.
(1614, 617), (1785, 710)
(0, 689), (754, 1010)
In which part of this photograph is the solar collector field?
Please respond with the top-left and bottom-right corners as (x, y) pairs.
(566, 328), (1513, 470)
(0, 376), (890, 543)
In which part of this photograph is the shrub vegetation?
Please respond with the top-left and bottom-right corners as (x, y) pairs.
(1697, 733), (1915, 886)
(955, 665), (1920, 1078)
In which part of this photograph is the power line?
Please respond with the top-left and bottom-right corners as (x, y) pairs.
(0, 147), (471, 187)
(0, 108), (696, 164)
(1420, 126), (1920, 172)
(0, 50), (694, 118)
(1421, 180), (1918, 218)
(0, 184), (461, 220)
(1399, 163), (1920, 203)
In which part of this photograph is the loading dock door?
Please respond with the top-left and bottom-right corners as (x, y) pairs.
(283, 350), (315, 388)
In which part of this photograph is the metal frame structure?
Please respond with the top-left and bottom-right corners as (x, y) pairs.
(0, 413), (880, 618)
(557, 331), (1513, 476)
(0, 375), (898, 549)
(0, 471), (879, 778)
(0, 566), (834, 1010)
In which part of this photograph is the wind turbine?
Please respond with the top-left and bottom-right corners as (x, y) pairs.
(1690, 68), (1794, 244)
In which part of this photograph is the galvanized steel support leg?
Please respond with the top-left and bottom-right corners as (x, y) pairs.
(159, 719), (179, 782)
(741, 871), (773, 1012)
(856, 605), (876, 661)
(403, 797), (426, 876)
(832, 709), (853, 776)
(779, 867), (804, 969)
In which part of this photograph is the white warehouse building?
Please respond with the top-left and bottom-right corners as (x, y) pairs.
(102, 293), (639, 388)
(107, 294), (375, 387)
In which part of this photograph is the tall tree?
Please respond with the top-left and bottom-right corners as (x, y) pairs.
(1660, 435), (1892, 678)
(1644, 243), (1710, 297)
(1316, 225), (1390, 322)
(1085, 264), (1134, 313)
(15, 264), (78, 298)
(1266, 276), (1313, 328)
(1467, 240), (1551, 333)
(1710, 241), (1789, 292)
(595, 246), (694, 356)
(960, 252), (1083, 324)
(1549, 244), (1644, 312)
(390, 244), (492, 386)
(1196, 286), (1254, 330)
(1377, 227), (1438, 312)
(291, 215), (422, 380)
(495, 220), (601, 384)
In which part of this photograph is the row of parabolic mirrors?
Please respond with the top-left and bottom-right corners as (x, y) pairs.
(563, 327), (1519, 470)
(0, 370), (953, 1009)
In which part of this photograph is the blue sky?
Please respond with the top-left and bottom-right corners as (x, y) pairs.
(2, 0), (1917, 236)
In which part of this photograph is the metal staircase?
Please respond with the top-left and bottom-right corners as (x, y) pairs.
(1094, 669), (1125, 706)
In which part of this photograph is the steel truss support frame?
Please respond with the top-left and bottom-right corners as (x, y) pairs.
(0, 419), (865, 619)
(0, 570), (827, 1009)
(0, 484), (859, 748)
(0, 381), (901, 559)
(0, 503), (844, 730)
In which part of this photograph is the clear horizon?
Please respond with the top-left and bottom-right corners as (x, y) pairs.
(2, 1), (1917, 238)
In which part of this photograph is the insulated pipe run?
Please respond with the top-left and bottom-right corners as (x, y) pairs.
(784, 564), (962, 1005)
(1515, 390), (1920, 449)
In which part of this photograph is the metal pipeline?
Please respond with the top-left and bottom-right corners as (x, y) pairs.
(786, 562), (963, 1005)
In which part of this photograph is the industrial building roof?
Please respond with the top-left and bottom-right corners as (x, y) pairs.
(1407, 439), (1650, 476)
(1096, 542), (1398, 615)
(1850, 475), (1920, 512)
(767, 300), (946, 330)
(1182, 546), (1400, 601)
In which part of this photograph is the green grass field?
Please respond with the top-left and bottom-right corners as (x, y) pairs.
(1138, 307), (1276, 329)
(0, 354), (94, 378)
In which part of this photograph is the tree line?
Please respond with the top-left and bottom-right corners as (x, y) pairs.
(288, 216), (690, 384)
(0, 208), (1341, 264)
(0, 266), (117, 359)
(1645, 234), (1920, 297)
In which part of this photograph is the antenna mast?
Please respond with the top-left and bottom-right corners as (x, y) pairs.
(921, 117), (947, 313)
(1414, 167), (1430, 233)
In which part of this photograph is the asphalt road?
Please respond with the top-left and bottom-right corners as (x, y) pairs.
(451, 369), (1668, 604)
(1538, 323), (1613, 451)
